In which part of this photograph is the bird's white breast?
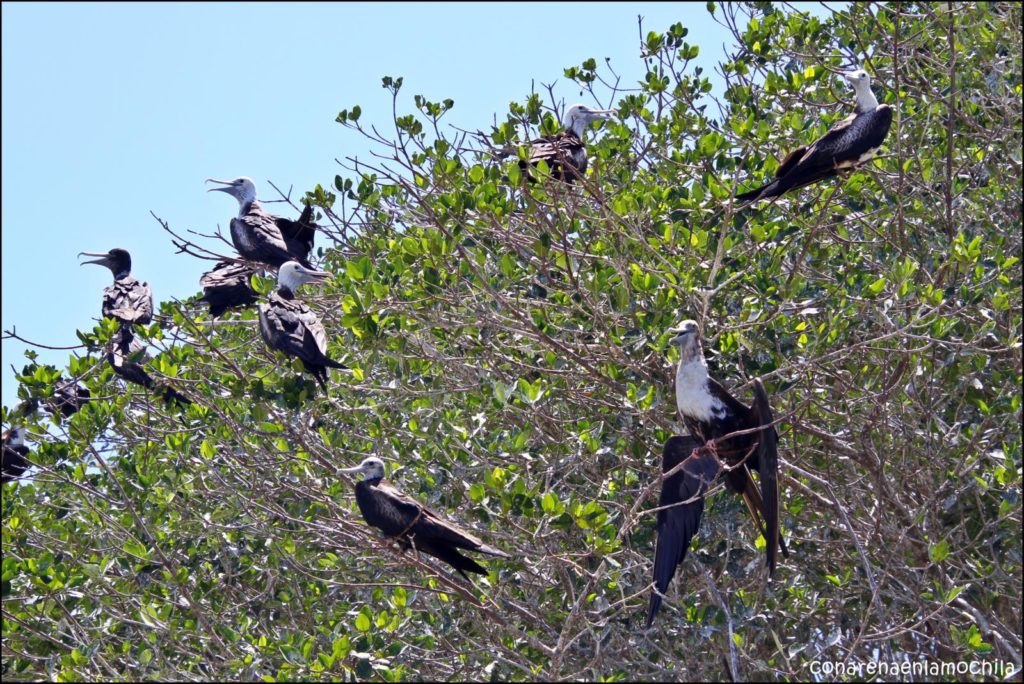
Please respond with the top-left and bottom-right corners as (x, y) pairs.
(675, 359), (727, 422)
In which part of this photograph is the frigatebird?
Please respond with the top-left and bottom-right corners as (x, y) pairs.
(207, 177), (317, 267)
(646, 435), (722, 626)
(500, 103), (616, 183)
(80, 249), (190, 408)
(199, 261), (258, 317)
(735, 69), (893, 204)
(52, 378), (91, 417)
(2, 427), (29, 484)
(647, 320), (789, 624)
(79, 249), (153, 327)
(340, 456), (510, 579)
(257, 261), (345, 393)
(671, 320), (787, 569)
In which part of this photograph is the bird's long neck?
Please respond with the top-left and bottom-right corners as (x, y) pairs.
(113, 270), (131, 281)
(675, 349), (710, 391)
(675, 341), (718, 422)
(852, 82), (879, 113)
(239, 198), (259, 216)
(568, 117), (586, 137)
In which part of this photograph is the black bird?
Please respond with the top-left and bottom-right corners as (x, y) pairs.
(258, 261), (345, 393)
(647, 435), (722, 626)
(2, 427), (30, 484)
(671, 320), (787, 569)
(499, 103), (616, 183)
(80, 249), (190, 408)
(340, 457), (510, 579)
(79, 249), (153, 327)
(735, 69), (893, 204)
(207, 177), (317, 267)
(198, 261), (258, 317)
(52, 378), (91, 417)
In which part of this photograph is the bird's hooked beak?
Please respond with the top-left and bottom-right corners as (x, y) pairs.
(339, 463), (365, 475)
(669, 327), (694, 346)
(584, 107), (617, 119)
(205, 178), (235, 194)
(299, 267), (333, 283)
(579, 107), (617, 127)
(78, 251), (112, 267)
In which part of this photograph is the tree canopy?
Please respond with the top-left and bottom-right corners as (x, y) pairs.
(3, 3), (1021, 681)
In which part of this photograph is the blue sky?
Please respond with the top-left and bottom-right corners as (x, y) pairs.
(2, 2), (739, 411)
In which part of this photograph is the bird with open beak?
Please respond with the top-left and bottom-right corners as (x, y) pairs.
(207, 176), (316, 267)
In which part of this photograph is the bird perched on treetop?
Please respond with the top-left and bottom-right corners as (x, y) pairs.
(340, 456), (510, 579)
(734, 68), (893, 204)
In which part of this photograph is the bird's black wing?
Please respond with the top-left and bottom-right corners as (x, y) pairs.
(415, 500), (509, 558)
(200, 262), (258, 317)
(647, 435), (722, 626)
(259, 297), (343, 369)
(735, 111), (864, 203)
(276, 204), (317, 259)
(369, 482), (504, 579)
(233, 212), (309, 268)
(750, 378), (787, 574)
(53, 379), (90, 417)
(361, 481), (425, 536)
(2, 442), (29, 483)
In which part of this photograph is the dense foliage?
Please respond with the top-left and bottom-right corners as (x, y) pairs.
(3, 3), (1021, 681)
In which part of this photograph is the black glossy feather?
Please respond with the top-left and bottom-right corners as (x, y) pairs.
(647, 435), (722, 626)
(736, 104), (893, 203)
(679, 377), (789, 576)
(258, 289), (345, 393)
(230, 200), (314, 268)
(2, 430), (29, 484)
(353, 477), (509, 579)
(199, 261), (258, 317)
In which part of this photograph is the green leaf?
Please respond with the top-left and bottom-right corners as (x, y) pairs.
(929, 540), (950, 563)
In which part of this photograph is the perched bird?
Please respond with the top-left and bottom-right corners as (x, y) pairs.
(198, 261), (259, 317)
(207, 177), (317, 267)
(735, 69), (893, 204)
(646, 435), (722, 627)
(80, 249), (190, 408)
(2, 427), (30, 484)
(647, 320), (789, 624)
(500, 103), (616, 183)
(52, 378), (91, 417)
(671, 320), (787, 569)
(258, 261), (345, 393)
(340, 456), (510, 579)
(79, 249), (153, 327)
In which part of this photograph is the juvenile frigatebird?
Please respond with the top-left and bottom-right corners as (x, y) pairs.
(647, 320), (789, 624)
(257, 261), (345, 393)
(340, 456), (510, 579)
(207, 177), (317, 267)
(198, 261), (258, 317)
(80, 249), (190, 408)
(735, 69), (893, 204)
(52, 378), (91, 417)
(2, 427), (30, 484)
(500, 103), (616, 183)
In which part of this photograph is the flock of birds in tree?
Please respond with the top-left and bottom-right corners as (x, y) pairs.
(4, 69), (892, 625)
